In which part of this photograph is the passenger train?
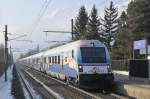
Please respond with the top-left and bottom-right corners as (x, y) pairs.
(19, 40), (114, 90)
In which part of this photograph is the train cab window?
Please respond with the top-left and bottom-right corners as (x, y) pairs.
(58, 56), (60, 64)
(49, 57), (51, 63)
(55, 56), (57, 64)
(80, 47), (106, 63)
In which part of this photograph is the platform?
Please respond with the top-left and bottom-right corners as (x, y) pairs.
(113, 70), (150, 99)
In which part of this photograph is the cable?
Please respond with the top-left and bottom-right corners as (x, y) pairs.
(30, 0), (51, 36)
(25, 0), (52, 40)
(114, 0), (126, 5)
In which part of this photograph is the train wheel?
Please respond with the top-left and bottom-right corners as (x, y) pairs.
(75, 79), (79, 87)
(65, 76), (69, 85)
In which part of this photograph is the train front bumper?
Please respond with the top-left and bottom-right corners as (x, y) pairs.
(79, 73), (114, 90)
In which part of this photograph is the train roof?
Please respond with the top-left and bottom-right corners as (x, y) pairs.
(46, 40), (105, 49)
(20, 40), (106, 60)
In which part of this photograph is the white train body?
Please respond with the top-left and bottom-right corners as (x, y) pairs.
(20, 40), (114, 89)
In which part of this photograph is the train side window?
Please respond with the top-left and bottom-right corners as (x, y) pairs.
(65, 57), (67, 62)
(58, 56), (60, 64)
(55, 56), (57, 64)
(38, 58), (40, 63)
(52, 56), (54, 64)
(36, 58), (38, 63)
(44, 57), (46, 63)
(49, 57), (51, 63)
(72, 50), (74, 58)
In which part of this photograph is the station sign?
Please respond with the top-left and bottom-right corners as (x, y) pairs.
(133, 40), (147, 50)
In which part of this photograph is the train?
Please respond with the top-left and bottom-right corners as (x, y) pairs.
(19, 40), (114, 90)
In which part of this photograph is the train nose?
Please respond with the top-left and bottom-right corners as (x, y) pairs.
(79, 74), (114, 90)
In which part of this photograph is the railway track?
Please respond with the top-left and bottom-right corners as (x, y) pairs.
(17, 63), (131, 99)
(17, 68), (36, 99)
(17, 65), (56, 99)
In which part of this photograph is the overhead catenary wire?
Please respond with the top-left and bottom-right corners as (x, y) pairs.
(27, 0), (123, 41)
(30, 0), (51, 36)
(114, 0), (126, 5)
(25, 0), (52, 41)
(8, 35), (27, 41)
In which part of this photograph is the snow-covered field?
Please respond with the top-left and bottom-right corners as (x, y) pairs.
(0, 66), (13, 99)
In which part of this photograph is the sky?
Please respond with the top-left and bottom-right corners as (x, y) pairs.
(0, 0), (131, 59)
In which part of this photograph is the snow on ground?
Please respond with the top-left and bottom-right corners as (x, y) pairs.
(113, 70), (129, 81)
(113, 70), (129, 75)
(0, 65), (14, 99)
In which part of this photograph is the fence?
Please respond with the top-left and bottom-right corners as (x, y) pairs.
(111, 59), (129, 71)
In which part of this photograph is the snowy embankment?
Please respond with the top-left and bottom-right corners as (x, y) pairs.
(0, 65), (13, 99)
(113, 70), (129, 76)
(113, 70), (129, 81)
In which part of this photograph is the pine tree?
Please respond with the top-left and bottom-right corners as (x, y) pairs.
(127, 0), (150, 42)
(112, 11), (131, 59)
(86, 5), (101, 40)
(73, 6), (88, 40)
(102, 1), (118, 51)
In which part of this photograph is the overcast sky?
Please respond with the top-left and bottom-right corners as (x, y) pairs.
(0, 0), (130, 59)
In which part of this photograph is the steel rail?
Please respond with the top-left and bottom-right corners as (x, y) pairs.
(20, 63), (130, 99)
(17, 69), (36, 99)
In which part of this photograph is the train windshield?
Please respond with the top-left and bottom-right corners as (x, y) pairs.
(80, 47), (106, 63)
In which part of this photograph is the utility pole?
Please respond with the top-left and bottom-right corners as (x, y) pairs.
(10, 46), (12, 64)
(4, 25), (8, 81)
(71, 19), (74, 40)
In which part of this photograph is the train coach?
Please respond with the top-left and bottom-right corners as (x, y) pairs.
(19, 40), (114, 90)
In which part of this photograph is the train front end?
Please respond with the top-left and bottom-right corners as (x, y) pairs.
(77, 41), (114, 90)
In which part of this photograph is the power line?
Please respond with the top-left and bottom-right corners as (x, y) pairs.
(43, 19), (74, 41)
(8, 35), (27, 41)
(44, 30), (72, 42)
(26, 0), (52, 40)
(15, 39), (33, 43)
(30, 0), (51, 36)
(43, 31), (71, 33)
(114, 0), (125, 5)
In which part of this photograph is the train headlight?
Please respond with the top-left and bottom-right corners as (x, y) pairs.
(78, 65), (83, 72)
(107, 65), (112, 73)
(79, 65), (82, 69)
